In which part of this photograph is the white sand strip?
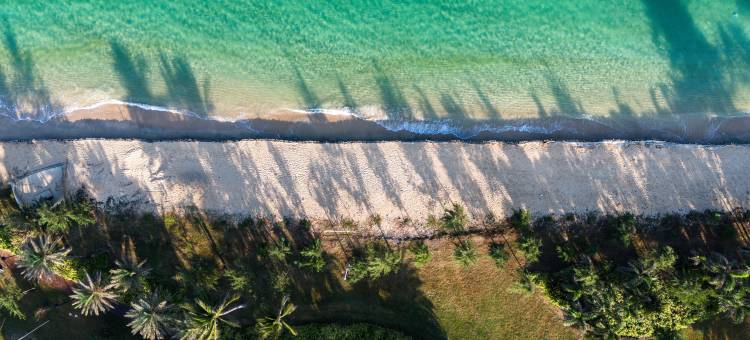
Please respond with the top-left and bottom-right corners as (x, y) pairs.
(0, 140), (747, 237)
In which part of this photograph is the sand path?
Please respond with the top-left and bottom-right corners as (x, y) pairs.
(0, 140), (747, 237)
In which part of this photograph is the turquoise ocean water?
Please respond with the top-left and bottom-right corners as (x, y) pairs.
(0, 1), (749, 139)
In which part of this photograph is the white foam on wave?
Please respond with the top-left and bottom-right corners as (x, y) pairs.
(372, 119), (565, 139)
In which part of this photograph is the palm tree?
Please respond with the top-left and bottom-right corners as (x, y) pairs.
(562, 303), (596, 332)
(179, 294), (245, 340)
(16, 235), (70, 283)
(296, 239), (326, 272)
(441, 203), (467, 233)
(110, 257), (152, 294)
(125, 290), (177, 339)
(366, 246), (401, 279)
(453, 240), (478, 267)
(692, 252), (750, 292)
(70, 272), (119, 316)
(256, 295), (298, 339)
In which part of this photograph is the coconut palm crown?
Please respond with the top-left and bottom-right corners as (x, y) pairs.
(16, 235), (70, 283)
(70, 271), (119, 316)
(125, 290), (177, 339)
(179, 294), (246, 340)
(256, 295), (298, 340)
(110, 257), (152, 294)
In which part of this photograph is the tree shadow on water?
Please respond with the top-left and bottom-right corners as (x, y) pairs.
(109, 40), (213, 116)
(642, 0), (739, 115)
(0, 21), (60, 120)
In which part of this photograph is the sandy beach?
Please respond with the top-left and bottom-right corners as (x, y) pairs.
(0, 139), (747, 237)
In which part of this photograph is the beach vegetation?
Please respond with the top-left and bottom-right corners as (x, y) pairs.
(295, 239), (326, 272)
(441, 203), (468, 233)
(488, 241), (509, 267)
(16, 234), (69, 283)
(180, 294), (245, 340)
(408, 240), (431, 267)
(453, 239), (478, 267)
(70, 271), (119, 316)
(256, 295), (297, 340)
(125, 290), (178, 340)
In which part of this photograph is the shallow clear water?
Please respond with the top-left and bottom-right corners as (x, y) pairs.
(1, 1), (749, 128)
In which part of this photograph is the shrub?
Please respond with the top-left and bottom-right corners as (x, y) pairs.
(296, 239), (326, 272)
(441, 204), (468, 233)
(510, 209), (532, 231)
(518, 237), (542, 264)
(488, 242), (509, 267)
(273, 271), (292, 294)
(269, 237), (292, 262)
(224, 269), (252, 293)
(345, 243), (402, 283)
(35, 200), (95, 235)
(453, 240), (478, 267)
(616, 213), (637, 245)
(408, 241), (431, 267)
(0, 275), (25, 319)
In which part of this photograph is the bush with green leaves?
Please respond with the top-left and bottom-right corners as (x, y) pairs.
(518, 237), (542, 264)
(268, 237), (292, 262)
(510, 209), (531, 231)
(408, 241), (431, 267)
(346, 243), (402, 284)
(453, 239), (478, 267)
(616, 213), (637, 246)
(441, 203), (468, 233)
(295, 239), (326, 272)
(0, 274), (25, 319)
(224, 268), (252, 293)
(35, 200), (95, 235)
(488, 242), (509, 267)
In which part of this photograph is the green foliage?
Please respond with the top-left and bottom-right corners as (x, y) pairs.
(180, 294), (245, 340)
(0, 275), (25, 319)
(488, 242), (509, 267)
(70, 272), (119, 316)
(268, 237), (292, 262)
(0, 226), (26, 253)
(224, 269), (252, 293)
(507, 270), (537, 295)
(283, 322), (410, 340)
(518, 237), (542, 264)
(616, 213), (637, 245)
(125, 290), (177, 340)
(272, 270), (292, 294)
(296, 239), (326, 272)
(408, 240), (431, 267)
(452, 240), (477, 267)
(346, 243), (402, 284)
(17, 234), (70, 282)
(441, 203), (468, 232)
(256, 295), (297, 340)
(163, 213), (179, 228)
(110, 257), (152, 295)
(54, 258), (83, 281)
(520, 210), (750, 337)
(35, 200), (95, 235)
(510, 209), (532, 231)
